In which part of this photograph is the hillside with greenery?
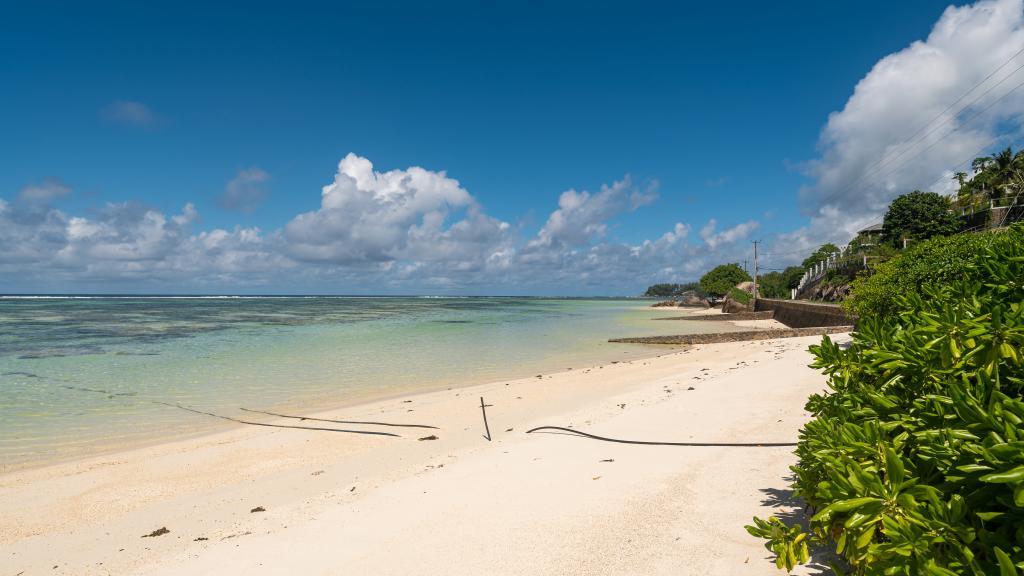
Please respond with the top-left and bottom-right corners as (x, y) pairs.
(953, 146), (1024, 216)
(843, 226), (1024, 318)
(644, 147), (1023, 305)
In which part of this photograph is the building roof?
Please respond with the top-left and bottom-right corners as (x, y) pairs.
(858, 222), (885, 234)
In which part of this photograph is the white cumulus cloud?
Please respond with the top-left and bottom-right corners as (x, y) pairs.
(0, 157), (759, 294)
(284, 153), (511, 267)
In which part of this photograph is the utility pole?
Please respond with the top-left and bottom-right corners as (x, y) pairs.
(752, 240), (760, 304)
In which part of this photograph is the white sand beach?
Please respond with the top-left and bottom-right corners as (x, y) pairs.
(1, 333), (845, 575)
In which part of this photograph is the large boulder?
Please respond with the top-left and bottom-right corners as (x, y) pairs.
(651, 300), (678, 307)
(813, 282), (851, 302)
(678, 293), (710, 308)
(721, 295), (749, 313)
(721, 281), (757, 313)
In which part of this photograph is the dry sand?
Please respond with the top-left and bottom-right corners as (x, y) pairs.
(657, 305), (790, 330)
(1, 333), (846, 575)
(724, 318), (788, 330)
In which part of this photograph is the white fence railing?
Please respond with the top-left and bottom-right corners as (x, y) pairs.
(792, 247), (867, 299)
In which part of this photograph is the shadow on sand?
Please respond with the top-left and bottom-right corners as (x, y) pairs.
(756, 476), (846, 575)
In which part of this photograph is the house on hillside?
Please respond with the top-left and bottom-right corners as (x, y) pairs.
(856, 222), (884, 244)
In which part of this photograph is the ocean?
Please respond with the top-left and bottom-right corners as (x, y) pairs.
(0, 296), (730, 470)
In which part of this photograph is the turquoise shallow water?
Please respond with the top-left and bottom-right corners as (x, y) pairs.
(0, 297), (729, 470)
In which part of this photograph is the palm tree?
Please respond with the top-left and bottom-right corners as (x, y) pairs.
(953, 171), (972, 208)
(972, 156), (992, 174)
(953, 171), (967, 188)
(991, 147), (1015, 198)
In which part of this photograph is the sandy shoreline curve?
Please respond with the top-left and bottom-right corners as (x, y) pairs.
(1, 331), (844, 575)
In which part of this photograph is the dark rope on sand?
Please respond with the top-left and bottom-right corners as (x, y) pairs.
(525, 426), (798, 447)
(240, 407), (438, 430)
(155, 403), (400, 437)
(61, 385), (399, 437)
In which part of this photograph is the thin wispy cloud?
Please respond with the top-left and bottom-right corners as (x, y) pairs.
(219, 168), (270, 213)
(18, 178), (71, 204)
(699, 218), (759, 249)
(101, 100), (160, 128)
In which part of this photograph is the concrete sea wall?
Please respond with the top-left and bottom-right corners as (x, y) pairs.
(753, 299), (855, 328)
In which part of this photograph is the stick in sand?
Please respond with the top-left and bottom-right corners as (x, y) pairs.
(480, 397), (492, 441)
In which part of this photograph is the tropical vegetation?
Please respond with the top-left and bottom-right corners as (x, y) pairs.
(882, 191), (961, 247)
(954, 146), (1024, 210)
(748, 223), (1024, 575)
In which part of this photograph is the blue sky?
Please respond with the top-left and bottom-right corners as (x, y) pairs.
(3, 0), (1024, 294)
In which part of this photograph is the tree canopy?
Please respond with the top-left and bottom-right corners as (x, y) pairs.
(801, 243), (840, 269)
(781, 265), (805, 290)
(757, 271), (787, 299)
(882, 190), (960, 246)
(699, 263), (750, 297)
(757, 265), (806, 299)
(643, 282), (701, 297)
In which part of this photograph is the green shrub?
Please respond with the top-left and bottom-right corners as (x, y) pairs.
(728, 287), (752, 305)
(844, 226), (1024, 319)
(749, 224), (1024, 575)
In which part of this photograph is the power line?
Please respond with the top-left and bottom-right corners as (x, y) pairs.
(817, 46), (1024, 208)
(921, 135), (1012, 193)
(897, 46), (1024, 151)
(863, 75), (1024, 193)
(867, 60), (1024, 180)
